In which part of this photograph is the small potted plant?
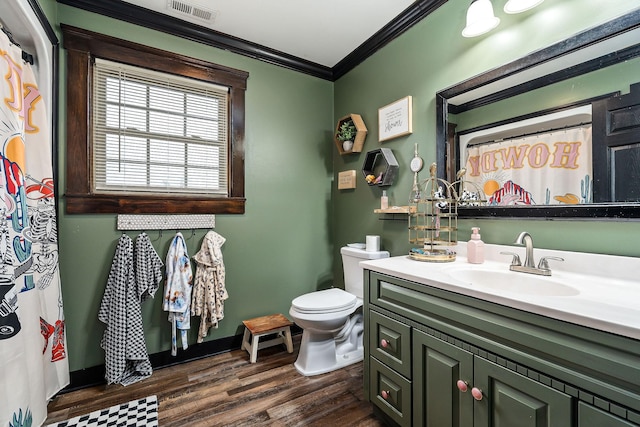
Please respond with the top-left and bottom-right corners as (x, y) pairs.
(337, 120), (356, 151)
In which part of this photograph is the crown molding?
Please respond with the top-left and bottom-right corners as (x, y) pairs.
(56, 0), (447, 81)
(333, 0), (447, 80)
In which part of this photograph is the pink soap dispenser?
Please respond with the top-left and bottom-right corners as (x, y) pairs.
(467, 227), (484, 264)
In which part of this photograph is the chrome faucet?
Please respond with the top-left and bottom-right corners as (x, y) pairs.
(500, 231), (563, 276)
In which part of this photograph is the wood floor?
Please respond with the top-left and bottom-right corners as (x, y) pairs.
(45, 335), (386, 426)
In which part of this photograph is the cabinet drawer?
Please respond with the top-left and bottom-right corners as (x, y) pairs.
(370, 310), (412, 378)
(370, 357), (412, 427)
(578, 402), (638, 427)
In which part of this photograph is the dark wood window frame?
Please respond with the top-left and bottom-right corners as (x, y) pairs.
(62, 24), (248, 214)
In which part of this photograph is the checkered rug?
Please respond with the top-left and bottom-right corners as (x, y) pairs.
(46, 395), (158, 427)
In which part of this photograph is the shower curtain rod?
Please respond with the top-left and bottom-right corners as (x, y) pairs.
(467, 121), (592, 148)
(0, 22), (34, 64)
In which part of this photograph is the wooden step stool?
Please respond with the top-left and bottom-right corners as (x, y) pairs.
(241, 313), (294, 363)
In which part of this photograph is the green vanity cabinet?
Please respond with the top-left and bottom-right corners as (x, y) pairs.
(363, 269), (640, 427)
(413, 328), (572, 426)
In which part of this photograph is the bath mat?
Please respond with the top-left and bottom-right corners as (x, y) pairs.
(46, 395), (158, 427)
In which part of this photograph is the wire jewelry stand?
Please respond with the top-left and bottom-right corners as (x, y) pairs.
(408, 164), (486, 262)
(116, 214), (216, 231)
(409, 163), (458, 262)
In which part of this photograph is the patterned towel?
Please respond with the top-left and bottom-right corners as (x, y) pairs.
(99, 234), (162, 386)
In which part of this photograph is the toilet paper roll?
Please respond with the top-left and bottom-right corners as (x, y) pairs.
(366, 235), (380, 252)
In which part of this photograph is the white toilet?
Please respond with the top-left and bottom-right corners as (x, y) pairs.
(289, 246), (389, 376)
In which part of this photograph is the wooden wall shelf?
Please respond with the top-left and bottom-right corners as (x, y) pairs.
(335, 114), (367, 155)
(374, 206), (416, 214)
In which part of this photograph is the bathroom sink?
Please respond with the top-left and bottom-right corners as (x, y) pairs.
(444, 267), (580, 297)
(361, 244), (640, 339)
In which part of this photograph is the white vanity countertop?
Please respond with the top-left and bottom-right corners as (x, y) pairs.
(360, 244), (640, 341)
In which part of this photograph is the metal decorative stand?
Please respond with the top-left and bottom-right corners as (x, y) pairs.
(408, 164), (485, 262)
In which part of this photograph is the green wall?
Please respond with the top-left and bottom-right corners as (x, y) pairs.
(54, 5), (334, 371)
(331, 0), (640, 286)
(48, 0), (640, 373)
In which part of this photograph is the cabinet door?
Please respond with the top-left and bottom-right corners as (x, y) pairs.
(474, 357), (573, 427)
(413, 329), (474, 427)
(578, 402), (638, 427)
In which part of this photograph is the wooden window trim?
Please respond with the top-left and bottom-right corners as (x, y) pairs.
(62, 24), (248, 214)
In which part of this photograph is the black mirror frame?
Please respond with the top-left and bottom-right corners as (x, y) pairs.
(436, 9), (640, 220)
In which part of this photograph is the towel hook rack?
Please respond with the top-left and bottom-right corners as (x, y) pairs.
(116, 214), (215, 231)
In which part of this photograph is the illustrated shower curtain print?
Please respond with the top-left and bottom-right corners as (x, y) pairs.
(0, 30), (69, 426)
(465, 126), (592, 205)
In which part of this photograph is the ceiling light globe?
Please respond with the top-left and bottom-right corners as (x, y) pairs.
(462, 0), (501, 38)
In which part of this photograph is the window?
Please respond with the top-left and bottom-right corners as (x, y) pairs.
(93, 59), (229, 195)
(62, 25), (248, 214)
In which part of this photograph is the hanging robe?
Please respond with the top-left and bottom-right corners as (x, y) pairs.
(163, 232), (192, 356)
(191, 230), (228, 343)
(0, 29), (69, 427)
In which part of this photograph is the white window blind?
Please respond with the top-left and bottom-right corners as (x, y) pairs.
(92, 58), (229, 196)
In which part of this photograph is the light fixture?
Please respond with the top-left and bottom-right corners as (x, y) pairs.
(462, 0), (501, 38)
(504, 0), (544, 14)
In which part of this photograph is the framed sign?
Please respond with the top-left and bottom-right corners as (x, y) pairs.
(337, 170), (356, 190)
(378, 96), (413, 142)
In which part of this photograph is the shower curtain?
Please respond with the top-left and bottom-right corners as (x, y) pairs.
(0, 29), (69, 427)
(464, 126), (592, 205)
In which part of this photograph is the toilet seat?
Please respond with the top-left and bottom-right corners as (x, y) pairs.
(289, 246), (389, 376)
(291, 288), (357, 314)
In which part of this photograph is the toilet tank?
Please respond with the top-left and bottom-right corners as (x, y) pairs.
(340, 246), (390, 298)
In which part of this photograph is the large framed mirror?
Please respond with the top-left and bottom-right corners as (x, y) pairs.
(436, 9), (640, 219)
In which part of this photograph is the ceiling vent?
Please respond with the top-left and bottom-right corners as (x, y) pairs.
(166, 0), (217, 23)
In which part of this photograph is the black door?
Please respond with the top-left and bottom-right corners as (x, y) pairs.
(592, 82), (640, 202)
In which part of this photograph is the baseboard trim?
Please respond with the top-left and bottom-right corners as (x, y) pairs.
(63, 327), (301, 393)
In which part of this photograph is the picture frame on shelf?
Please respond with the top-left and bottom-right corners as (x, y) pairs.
(378, 95), (413, 142)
